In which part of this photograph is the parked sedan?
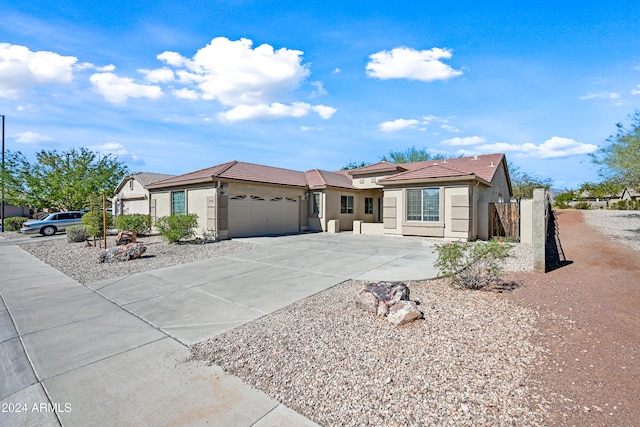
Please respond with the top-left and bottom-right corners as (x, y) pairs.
(20, 211), (87, 236)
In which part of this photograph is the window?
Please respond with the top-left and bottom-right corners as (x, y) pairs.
(171, 191), (186, 215)
(341, 195), (354, 214)
(312, 193), (321, 215)
(365, 197), (373, 214)
(406, 188), (440, 222)
(129, 179), (134, 190)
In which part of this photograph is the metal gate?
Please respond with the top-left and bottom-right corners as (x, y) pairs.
(490, 202), (520, 241)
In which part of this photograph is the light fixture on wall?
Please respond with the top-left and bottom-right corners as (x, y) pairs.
(303, 192), (309, 200)
(220, 183), (228, 195)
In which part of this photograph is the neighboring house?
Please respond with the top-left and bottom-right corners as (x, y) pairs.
(620, 187), (640, 201)
(146, 153), (512, 241)
(113, 172), (175, 216)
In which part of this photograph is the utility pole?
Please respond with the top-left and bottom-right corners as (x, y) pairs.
(1, 114), (5, 233)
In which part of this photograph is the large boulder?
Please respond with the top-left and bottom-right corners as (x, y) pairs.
(356, 281), (423, 325)
(98, 243), (146, 263)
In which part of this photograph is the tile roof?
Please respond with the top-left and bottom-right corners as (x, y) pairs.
(373, 153), (506, 184)
(347, 161), (406, 175)
(149, 161), (308, 188)
(305, 169), (356, 189)
(147, 153), (507, 190)
(133, 172), (176, 186)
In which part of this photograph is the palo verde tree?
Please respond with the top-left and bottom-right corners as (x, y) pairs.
(2, 147), (128, 211)
(341, 146), (448, 169)
(380, 147), (448, 164)
(591, 110), (640, 189)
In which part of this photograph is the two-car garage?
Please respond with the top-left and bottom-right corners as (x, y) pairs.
(228, 194), (300, 237)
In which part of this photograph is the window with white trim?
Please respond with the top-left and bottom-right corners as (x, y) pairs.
(406, 188), (439, 221)
(341, 195), (354, 214)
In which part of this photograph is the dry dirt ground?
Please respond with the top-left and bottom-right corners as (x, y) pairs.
(502, 210), (640, 426)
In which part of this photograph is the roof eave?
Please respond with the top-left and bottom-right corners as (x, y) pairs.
(379, 175), (491, 187)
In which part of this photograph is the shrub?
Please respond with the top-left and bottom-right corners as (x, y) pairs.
(573, 201), (591, 210)
(66, 225), (88, 242)
(434, 240), (512, 290)
(116, 214), (152, 236)
(82, 210), (113, 238)
(155, 214), (198, 243)
(3, 216), (28, 231)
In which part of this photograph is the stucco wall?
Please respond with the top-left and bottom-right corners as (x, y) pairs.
(116, 179), (151, 216)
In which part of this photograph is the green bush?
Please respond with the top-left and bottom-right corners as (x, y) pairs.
(116, 214), (152, 236)
(3, 216), (28, 231)
(82, 210), (113, 238)
(573, 201), (591, 210)
(155, 214), (198, 243)
(610, 200), (640, 210)
(434, 240), (512, 290)
(66, 225), (88, 242)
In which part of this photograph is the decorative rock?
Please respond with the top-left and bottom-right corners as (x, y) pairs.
(98, 243), (146, 263)
(387, 300), (423, 326)
(356, 282), (423, 325)
(116, 231), (137, 245)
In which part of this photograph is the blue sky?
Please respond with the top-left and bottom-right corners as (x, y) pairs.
(1, 1), (640, 189)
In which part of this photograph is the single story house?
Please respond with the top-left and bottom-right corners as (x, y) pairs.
(146, 153), (512, 241)
(113, 172), (175, 216)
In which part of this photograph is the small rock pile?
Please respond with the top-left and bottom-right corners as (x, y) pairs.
(355, 281), (423, 325)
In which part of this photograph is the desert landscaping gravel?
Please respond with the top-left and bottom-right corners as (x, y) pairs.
(9, 234), (256, 284)
(582, 208), (640, 251)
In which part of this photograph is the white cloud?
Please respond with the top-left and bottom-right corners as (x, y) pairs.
(0, 43), (77, 98)
(14, 131), (53, 144)
(333, 68), (341, 74)
(218, 102), (336, 122)
(441, 124), (462, 133)
(88, 141), (144, 165)
(155, 37), (335, 122)
(455, 136), (598, 159)
(138, 67), (175, 83)
(75, 62), (115, 72)
(301, 126), (323, 131)
(632, 85), (640, 95)
(379, 118), (420, 132)
(310, 80), (327, 97)
(158, 37), (309, 105)
(441, 136), (486, 146)
(89, 72), (163, 104)
(579, 91), (623, 105)
(366, 47), (463, 82)
(173, 88), (200, 100)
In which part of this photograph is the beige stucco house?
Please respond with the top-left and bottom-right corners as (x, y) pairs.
(113, 172), (175, 216)
(146, 153), (512, 241)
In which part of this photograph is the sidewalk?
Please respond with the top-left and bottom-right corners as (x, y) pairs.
(0, 238), (320, 427)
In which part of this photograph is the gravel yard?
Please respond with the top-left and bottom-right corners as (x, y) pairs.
(7, 233), (256, 284)
(192, 278), (546, 426)
(582, 209), (640, 251)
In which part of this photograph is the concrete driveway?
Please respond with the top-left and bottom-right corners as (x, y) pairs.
(87, 232), (439, 345)
(1, 232), (438, 426)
